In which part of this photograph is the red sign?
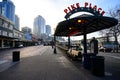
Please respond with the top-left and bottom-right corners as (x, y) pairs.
(64, 2), (105, 16)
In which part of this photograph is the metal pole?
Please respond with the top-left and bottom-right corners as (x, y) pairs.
(54, 36), (57, 54)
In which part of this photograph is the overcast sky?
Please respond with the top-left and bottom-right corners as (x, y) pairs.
(2, 0), (120, 40)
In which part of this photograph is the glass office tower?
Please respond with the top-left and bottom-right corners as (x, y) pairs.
(46, 25), (51, 35)
(33, 15), (46, 38)
(0, 0), (15, 23)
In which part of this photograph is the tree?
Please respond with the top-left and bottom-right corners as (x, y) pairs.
(109, 5), (120, 42)
(99, 5), (120, 52)
(109, 5), (120, 52)
(99, 29), (111, 42)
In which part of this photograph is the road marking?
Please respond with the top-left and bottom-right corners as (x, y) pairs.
(105, 72), (112, 76)
(0, 60), (8, 65)
(106, 55), (120, 59)
(112, 56), (120, 59)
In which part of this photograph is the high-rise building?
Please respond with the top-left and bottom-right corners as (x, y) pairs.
(15, 15), (20, 30)
(33, 15), (46, 38)
(0, 0), (15, 23)
(21, 26), (32, 40)
(46, 25), (51, 35)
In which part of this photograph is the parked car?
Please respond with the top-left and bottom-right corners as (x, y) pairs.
(99, 42), (119, 52)
(99, 46), (112, 52)
(67, 45), (82, 60)
(18, 44), (24, 48)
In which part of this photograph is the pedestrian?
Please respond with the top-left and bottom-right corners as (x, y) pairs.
(51, 40), (54, 49)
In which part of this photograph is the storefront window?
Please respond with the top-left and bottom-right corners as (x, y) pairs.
(3, 40), (10, 47)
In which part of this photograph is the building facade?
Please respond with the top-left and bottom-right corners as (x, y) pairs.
(33, 15), (46, 39)
(0, 14), (25, 48)
(0, 14), (14, 48)
(21, 26), (39, 46)
(21, 26), (32, 40)
(13, 28), (25, 47)
(15, 15), (20, 30)
(0, 0), (15, 23)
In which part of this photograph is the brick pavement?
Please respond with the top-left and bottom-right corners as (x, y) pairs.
(0, 46), (102, 80)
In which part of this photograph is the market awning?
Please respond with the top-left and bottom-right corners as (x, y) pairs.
(54, 15), (118, 36)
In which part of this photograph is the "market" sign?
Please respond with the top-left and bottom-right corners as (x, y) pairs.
(64, 2), (105, 19)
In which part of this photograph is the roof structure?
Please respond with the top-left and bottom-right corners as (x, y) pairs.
(54, 14), (118, 36)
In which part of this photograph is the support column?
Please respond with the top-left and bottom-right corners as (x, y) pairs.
(83, 28), (87, 53)
(2, 39), (4, 48)
(68, 36), (71, 49)
(54, 36), (57, 54)
(0, 39), (1, 48)
(13, 41), (15, 48)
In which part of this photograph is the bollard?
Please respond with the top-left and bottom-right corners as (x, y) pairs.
(91, 56), (105, 77)
(54, 48), (57, 54)
(13, 51), (20, 62)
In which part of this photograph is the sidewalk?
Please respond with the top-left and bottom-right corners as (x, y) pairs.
(0, 46), (102, 80)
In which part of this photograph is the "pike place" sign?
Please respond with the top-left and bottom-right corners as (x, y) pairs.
(64, 2), (105, 19)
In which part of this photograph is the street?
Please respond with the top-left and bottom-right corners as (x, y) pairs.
(98, 52), (120, 80)
(0, 45), (120, 80)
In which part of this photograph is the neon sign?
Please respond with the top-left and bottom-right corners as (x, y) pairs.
(64, 2), (105, 19)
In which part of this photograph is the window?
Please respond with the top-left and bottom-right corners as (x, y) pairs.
(9, 25), (13, 30)
(9, 32), (13, 37)
(0, 30), (1, 35)
(2, 31), (7, 36)
(0, 19), (3, 26)
(19, 34), (22, 38)
(3, 40), (10, 47)
(4, 22), (8, 28)
(0, 39), (2, 47)
(14, 32), (18, 37)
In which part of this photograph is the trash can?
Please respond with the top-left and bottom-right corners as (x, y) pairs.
(82, 53), (96, 70)
(13, 51), (20, 62)
(91, 56), (105, 76)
